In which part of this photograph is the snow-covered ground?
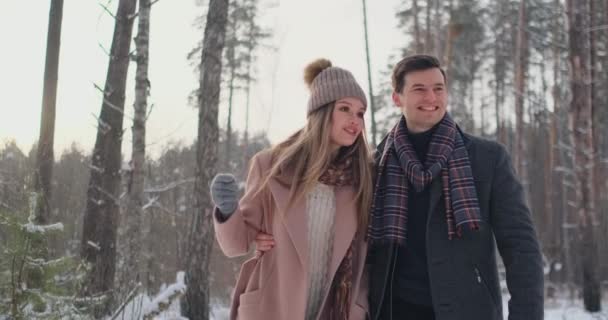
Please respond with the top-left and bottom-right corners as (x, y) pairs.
(544, 301), (608, 320)
(138, 297), (608, 320)
(111, 286), (608, 320)
(502, 295), (608, 320)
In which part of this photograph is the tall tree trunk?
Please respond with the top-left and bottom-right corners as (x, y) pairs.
(362, 0), (377, 146)
(513, 0), (528, 181)
(182, 0), (229, 318)
(590, 0), (604, 268)
(493, 41), (505, 143)
(540, 52), (554, 249)
(425, 0), (432, 53)
(599, 0), (608, 283)
(243, 18), (254, 173)
(412, 0), (423, 53)
(226, 57), (235, 170)
(34, 0), (63, 226)
(243, 51), (252, 176)
(552, 0), (573, 289)
(567, 0), (602, 311)
(443, 0), (455, 75)
(433, 0), (442, 59)
(244, 46), (252, 147)
(28, 0), (64, 295)
(557, 101), (576, 295)
(121, 0), (151, 300)
(80, 0), (137, 316)
(225, 11), (237, 170)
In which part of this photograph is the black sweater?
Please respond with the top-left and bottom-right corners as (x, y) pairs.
(393, 125), (436, 307)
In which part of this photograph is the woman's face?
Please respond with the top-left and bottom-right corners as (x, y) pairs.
(329, 97), (366, 150)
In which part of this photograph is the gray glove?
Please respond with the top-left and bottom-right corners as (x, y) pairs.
(210, 173), (239, 219)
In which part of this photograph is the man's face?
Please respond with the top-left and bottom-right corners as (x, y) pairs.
(392, 68), (447, 133)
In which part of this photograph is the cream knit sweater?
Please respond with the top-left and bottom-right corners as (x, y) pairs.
(304, 183), (336, 320)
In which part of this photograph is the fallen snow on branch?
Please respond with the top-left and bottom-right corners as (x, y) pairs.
(142, 271), (187, 319)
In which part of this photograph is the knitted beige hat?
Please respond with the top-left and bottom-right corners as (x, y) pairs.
(304, 59), (367, 115)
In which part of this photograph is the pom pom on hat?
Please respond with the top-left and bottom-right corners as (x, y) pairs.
(303, 58), (367, 115)
(304, 59), (333, 88)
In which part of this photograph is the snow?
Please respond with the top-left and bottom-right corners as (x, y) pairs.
(22, 221), (64, 234)
(76, 289), (608, 320)
(88, 163), (105, 173)
(87, 240), (101, 250)
(142, 272), (187, 317)
(545, 300), (608, 319)
(504, 294), (608, 320)
(142, 196), (159, 211)
(122, 161), (134, 172)
(21, 193), (65, 234)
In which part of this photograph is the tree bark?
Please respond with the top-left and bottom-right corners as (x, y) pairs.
(181, 0), (229, 318)
(412, 0), (423, 53)
(225, 11), (238, 170)
(121, 0), (152, 299)
(513, 0), (528, 181)
(425, 0), (432, 53)
(80, 0), (137, 316)
(34, 0), (63, 226)
(567, 0), (602, 311)
(443, 0), (455, 75)
(28, 0), (64, 292)
(433, 0), (442, 59)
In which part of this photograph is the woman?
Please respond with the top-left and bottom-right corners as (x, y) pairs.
(210, 58), (373, 320)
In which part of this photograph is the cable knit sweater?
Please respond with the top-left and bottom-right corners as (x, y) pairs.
(304, 183), (336, 320)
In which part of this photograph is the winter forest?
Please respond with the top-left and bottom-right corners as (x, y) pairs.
(0, 0), (607, 319)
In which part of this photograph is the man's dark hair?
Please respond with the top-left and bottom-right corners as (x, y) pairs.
(391, 54), (447, 93)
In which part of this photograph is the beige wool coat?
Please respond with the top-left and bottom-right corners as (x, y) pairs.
(214, 150), (369, 320)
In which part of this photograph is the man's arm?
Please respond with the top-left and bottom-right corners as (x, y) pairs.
(490, 143), (544, 320)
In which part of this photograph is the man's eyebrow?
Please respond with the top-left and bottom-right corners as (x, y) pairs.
(410, 83), (445, 87)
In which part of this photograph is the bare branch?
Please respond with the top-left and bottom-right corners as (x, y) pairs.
(144, 178), (195, 193)
(98, 42), (111, 57)
(110, 283), (141, 320)
(94, 185), (121, 205)
(586, 24), (608, 32)
(98, 2), (116, 19)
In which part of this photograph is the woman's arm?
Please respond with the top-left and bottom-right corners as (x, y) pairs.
(213, 153), (269, 257)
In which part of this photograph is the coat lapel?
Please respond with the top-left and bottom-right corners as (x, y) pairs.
(328, 186), (358, 277)
(268, 179), (358, 279)
(268, 164), (359, 277)
(268, 178), (309, 271)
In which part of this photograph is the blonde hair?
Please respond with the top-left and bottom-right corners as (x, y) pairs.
(257, 103), (373, 232)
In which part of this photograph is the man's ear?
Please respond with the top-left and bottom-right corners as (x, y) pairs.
(391, 91), (402, 107)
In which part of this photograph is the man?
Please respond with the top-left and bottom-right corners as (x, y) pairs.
(366, 55), (544, 320)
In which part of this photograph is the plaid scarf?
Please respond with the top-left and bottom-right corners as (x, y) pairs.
(318, 153), (354, 320)
(367, 114), (481, 244)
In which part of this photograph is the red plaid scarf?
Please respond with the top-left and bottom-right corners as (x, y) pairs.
(367, 114), (480, 244)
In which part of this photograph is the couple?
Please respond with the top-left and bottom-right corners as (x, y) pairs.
(210, 55), (544, 320)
